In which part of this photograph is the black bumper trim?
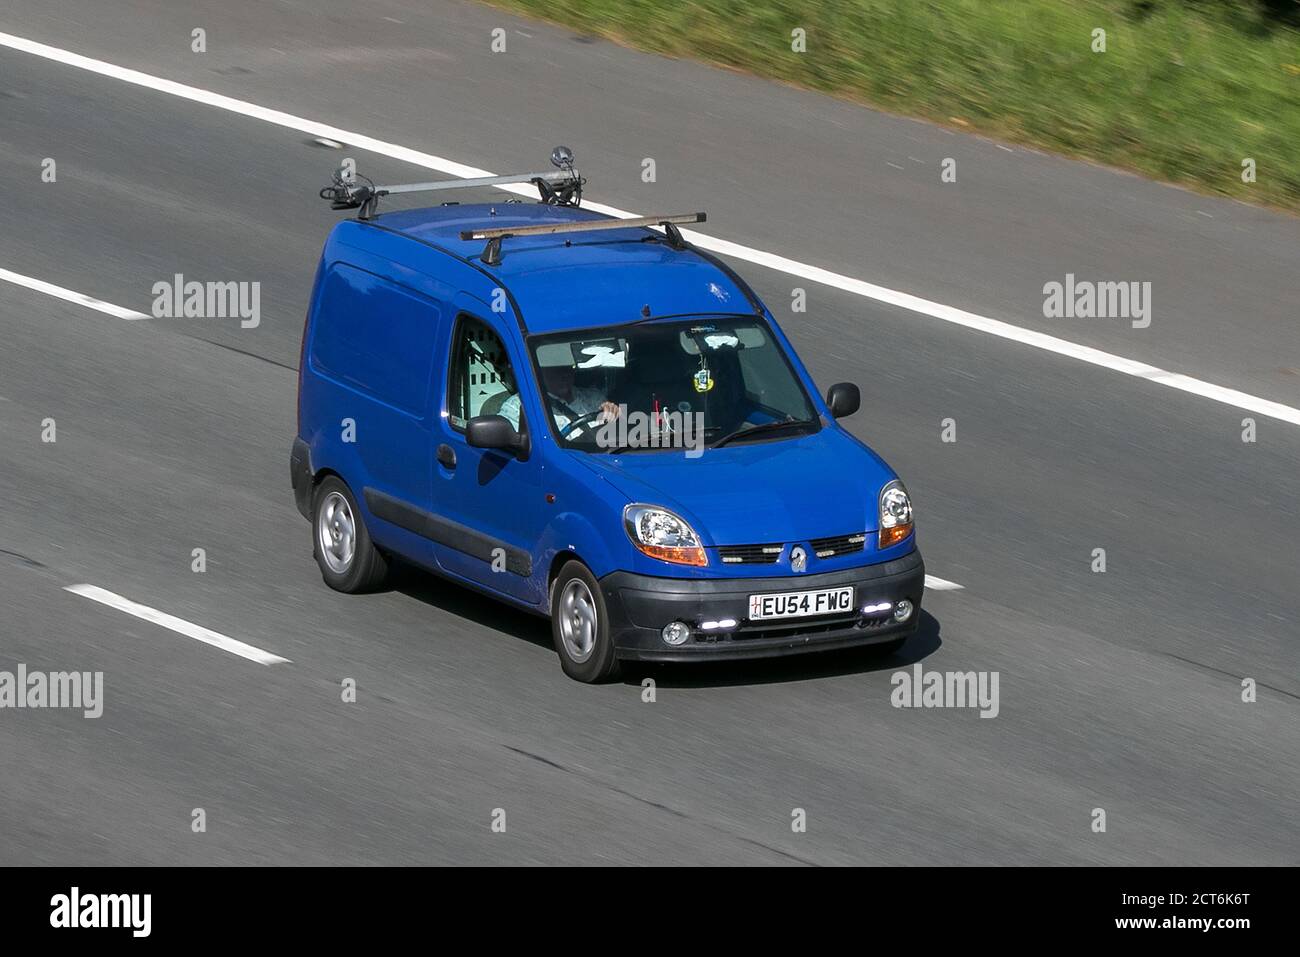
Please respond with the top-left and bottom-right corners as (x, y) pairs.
(616, 625), (913, 663)
(599, 550), (924, 662)
(290, 437), (312, 520)
(363, 487), (532, 577)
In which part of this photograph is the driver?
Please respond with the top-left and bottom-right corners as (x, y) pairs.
(498, 351), (619, 435)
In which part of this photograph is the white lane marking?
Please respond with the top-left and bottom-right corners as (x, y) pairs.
(924, 575), (964, 591)
(0, 267), (148, 320)
(65, 584), (291, 665)
(682, 233), (1300, 428)
(2, 31), (1296, 428)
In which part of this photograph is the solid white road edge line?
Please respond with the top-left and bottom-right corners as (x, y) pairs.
(0, 267), (148, 320)
(65, 584), (291, 665)
(2, 31), (1297, 427)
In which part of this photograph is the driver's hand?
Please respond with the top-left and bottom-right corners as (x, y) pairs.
(597, 400), (621, 423)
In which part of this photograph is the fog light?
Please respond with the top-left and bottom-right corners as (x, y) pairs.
(893, 599), (914, 622)
(661, 621), (691, 645)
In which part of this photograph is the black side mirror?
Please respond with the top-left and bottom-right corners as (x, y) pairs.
(825, 382), (861, 419)
(466, 414), (528, 456)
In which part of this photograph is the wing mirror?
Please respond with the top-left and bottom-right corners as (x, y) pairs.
(825, 382), (861, 419)
(466, 415), (529, 456)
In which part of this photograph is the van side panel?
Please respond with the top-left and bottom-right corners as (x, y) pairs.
(300, 250), (442, 566)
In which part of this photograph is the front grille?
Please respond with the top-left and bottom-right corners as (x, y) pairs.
(809, 532), (866, 559)
(716, 532), (866, 564)
(716, 543), (783, 565)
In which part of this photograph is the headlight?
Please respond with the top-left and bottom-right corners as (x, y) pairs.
(878, 481), (914, 548)
(624, 504), (708, 566)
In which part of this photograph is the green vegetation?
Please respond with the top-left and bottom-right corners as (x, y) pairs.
(489, 0), (1300, 210)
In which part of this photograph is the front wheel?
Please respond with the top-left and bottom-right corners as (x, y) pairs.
(550, 561), (621, 683)
(312, 476), (388, 593)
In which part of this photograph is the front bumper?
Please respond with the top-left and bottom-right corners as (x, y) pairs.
(600, 549), (924, 662)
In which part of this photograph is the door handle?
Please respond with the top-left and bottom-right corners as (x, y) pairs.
(437, 444), (457, 469)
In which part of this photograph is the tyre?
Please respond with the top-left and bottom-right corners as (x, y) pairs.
(311, 476), (388, 593)
(550, 560), (620, 683)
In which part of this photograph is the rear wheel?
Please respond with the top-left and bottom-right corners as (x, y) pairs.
(551, 561), (620, 683)
(312, 476), (388, 593)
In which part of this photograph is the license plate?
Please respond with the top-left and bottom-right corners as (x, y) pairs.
(748, 586), (855, 621)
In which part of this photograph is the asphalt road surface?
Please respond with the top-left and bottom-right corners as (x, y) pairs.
(1, 0), (1297, 865)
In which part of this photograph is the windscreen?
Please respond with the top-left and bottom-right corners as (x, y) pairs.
(527, 316), (819, 452)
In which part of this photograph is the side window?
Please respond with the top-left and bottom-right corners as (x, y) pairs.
(447, 315), (521, 430)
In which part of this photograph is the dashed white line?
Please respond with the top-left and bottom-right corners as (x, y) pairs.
(0, 267), (147, 320)
(65, 584), (290, 665)
(2, 31), (1297, 427)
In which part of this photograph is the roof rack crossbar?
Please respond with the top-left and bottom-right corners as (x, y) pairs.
(380, 171), (572, 196)
(321, 155), (583, 219)
(460, 212), (707, 264)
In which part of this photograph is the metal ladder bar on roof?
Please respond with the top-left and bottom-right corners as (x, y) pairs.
(459, 212), (708, 265)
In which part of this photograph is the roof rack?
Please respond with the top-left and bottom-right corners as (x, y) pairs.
(320, 146), (584, 220)
(459, 212), (707, 265)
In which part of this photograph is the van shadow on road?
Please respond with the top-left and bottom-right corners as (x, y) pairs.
(389, 559), (555, 651)
(391, 559), (942, 688)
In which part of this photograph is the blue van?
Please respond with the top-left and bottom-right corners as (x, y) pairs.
(293, 153), (924, 681)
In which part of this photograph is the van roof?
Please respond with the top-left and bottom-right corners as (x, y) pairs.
(372, 203), (757, 335)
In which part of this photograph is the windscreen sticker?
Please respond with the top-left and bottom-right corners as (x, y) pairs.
(576, 343), (626, 368)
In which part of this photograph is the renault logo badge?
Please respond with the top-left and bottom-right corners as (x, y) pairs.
(790, 545), (808, 573)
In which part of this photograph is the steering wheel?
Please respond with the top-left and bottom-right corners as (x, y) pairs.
(558, 409), (607, 439)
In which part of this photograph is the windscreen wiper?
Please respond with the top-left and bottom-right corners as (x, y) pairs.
(708, 418), (816, 449)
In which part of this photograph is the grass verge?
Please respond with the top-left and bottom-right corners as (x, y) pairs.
(488, 0), (1300, 211)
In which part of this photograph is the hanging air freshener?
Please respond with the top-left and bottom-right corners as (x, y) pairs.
(693, 357), (714, 393)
